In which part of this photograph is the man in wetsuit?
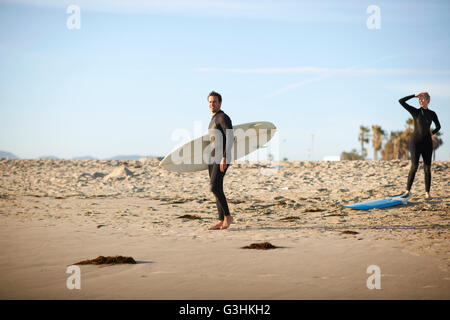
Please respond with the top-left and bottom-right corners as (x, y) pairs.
(207, 91), (234, 230)
(399, 92), (441, 199)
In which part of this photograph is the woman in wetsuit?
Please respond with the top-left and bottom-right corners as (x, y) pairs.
(399, 92), (441, 199)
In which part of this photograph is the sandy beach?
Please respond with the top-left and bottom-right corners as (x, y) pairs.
(0, 158), (449, 299)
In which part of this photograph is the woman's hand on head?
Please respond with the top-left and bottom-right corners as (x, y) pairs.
(415, 92), (427, 98)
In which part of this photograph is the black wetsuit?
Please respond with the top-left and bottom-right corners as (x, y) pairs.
(208, 110), (233, 221)
(399, 95), (441, 193)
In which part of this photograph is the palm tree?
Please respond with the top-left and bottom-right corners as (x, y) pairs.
(401, 118), (414, 159)
(381, 131), (401, 160)
(371, 125), (386, 160)
(406, 118), (414, 130)
(391, 131), (401, 160)
(358, 125), (370, 159)
(381, 133), (393, 160)
(398, 128), (412, 160)
(432, 132), (443, 160)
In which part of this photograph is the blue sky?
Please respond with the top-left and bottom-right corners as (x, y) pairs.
(0, 0), (449, 160)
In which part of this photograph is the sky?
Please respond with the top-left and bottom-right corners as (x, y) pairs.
(0, 0), (449, 160)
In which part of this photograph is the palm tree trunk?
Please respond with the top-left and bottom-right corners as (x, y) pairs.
(361, 139), (364, 158)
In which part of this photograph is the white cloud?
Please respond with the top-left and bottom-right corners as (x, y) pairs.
(268, 74), (331, 97)
(0, 0), (364, 22)
(198, 65), (450, 97)
(200, 53), (449, 98)
(197, 66), (450, 76)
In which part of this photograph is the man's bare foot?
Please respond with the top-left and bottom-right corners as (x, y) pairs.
(221, 215), (233, 229)
(208, 221), (223, 230)
(425, 192), (432, 200)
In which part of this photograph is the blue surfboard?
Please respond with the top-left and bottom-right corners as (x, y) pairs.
(342, 193), (412, 210)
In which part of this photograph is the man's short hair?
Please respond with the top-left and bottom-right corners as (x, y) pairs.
(208, 91), (222, 103)
(423, 92), (430, 102)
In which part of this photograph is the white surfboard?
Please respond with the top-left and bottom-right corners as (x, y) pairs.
(159, 121), (277, 172)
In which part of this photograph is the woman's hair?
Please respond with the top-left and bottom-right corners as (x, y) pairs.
(208, 91), (222, 103)
(423, 92), (430, 102)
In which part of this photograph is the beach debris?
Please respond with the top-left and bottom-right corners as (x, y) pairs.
(92, 172), (106, 179)
(77, 171), (106, 180)
(241, 242), (278, 250)
(77, 172), (92, 181)
(73, 255), (136, 265)
(161, 198), (187, 205)
(178, 214), (202, 220)
(303, 208), (322, 213)
(340, 230), (359, 235)
(323, 213), (348, 217)
(279, 216), (301, 222)
(97, 224), (106, 228)
(247, 202), (275, 210)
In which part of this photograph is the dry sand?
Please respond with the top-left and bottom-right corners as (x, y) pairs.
(0, 158), (449, 299)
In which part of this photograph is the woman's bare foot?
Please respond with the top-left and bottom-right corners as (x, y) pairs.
(221, 215), (233, 229)
(425, 192), (432, 200)
(400, 190), (410, 198)
(208, 220), (223, 230)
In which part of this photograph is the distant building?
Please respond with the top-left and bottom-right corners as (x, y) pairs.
(323, 156), (340, 161)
